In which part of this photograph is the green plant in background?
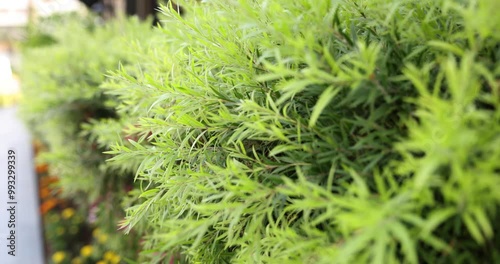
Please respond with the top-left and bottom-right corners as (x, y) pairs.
(44, 205), (127, 264)
(48, 227), (123, 264)
(98, 0), (499, 263)
(19, 14), (154, 261)
(35, 142), (134, 264)
(44, 208), (86, 256)
(46, 209), (123, 264)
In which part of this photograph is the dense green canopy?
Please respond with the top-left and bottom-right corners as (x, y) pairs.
(21, 0), (500, 263)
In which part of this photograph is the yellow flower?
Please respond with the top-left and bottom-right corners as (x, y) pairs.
(62, 208), (75, 219)
(52, 251), (66, 264)
(111, 255), (121, 264)
(71, 257), (82, 264)
(104, 251), (115, 260)
(92, 228), (101, 238)
(98, 233), (108, 243)
(80, 245), (93, 257)
(96, 261), (106, 264)
(103, 251), (121, 264)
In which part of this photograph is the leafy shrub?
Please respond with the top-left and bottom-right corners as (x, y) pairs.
(97, 0), (500, 263)
(20, 14), (149, 199)
(19, 14), (154, 261)
(20, 0), (500, 263)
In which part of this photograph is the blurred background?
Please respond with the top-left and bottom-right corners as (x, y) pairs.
(0, 1), (162, 263)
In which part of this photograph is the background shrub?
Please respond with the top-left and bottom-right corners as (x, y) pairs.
(20, 13), (153, 199)
(19, 14), (154, 261)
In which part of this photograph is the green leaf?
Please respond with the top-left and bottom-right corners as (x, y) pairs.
(309, 85), (340, 127)
(427, 41), (465, 56)
(463, 213), (484, 244)
(389, 222), (418, 264)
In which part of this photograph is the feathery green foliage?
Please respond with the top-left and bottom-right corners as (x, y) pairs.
(19, 0), (500, 263)
(99, 0), (500, 263)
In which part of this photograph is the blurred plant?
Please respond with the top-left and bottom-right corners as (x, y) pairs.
(35, 142), (129, 264)
(20, 13), (154, 262)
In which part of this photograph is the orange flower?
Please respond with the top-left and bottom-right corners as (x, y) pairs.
(36, 163), (49, 174)
(33, 140), (45, 155)
(40, 198), (58, 214)
(40, 176), (59, 186)
(39, 187), (50, 199)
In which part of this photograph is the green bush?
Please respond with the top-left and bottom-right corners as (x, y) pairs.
(20, 14), (151, 197)
(20, 0), (500, 263)
(99, 0), (500, 263)
(19, 14), (153, 260)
